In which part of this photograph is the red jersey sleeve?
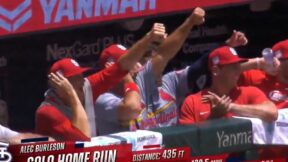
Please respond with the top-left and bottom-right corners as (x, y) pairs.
(36, 106), (90, 141)
(179, 96), (196, 125)
(87, 63), (127, 101)
(239, 70), (253, 86)
(244, 86), (269, 104)
(239, 70), (266, 86)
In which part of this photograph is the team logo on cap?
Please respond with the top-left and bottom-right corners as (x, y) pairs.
(117, 44), (127, 50)
(269, 90), (287, 102)
(229, 47), (238, 56)
(71, 59), (80, 67)
(106, 56), (115, 63)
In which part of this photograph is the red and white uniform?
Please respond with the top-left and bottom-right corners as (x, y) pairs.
(179, 86), (268, 124)
(36, 63), (127, 141)
(0, 124), (19, 139)
(239, 69), (288, 109)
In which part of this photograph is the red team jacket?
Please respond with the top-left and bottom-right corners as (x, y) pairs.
(36, 63), (127, 141)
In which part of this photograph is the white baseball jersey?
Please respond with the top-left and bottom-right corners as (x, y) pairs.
(0, 124), (19, 139)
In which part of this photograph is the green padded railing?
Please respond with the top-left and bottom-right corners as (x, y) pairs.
(151, 118), (257, 157)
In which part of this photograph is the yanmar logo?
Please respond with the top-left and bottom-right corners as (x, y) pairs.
(0, 0), (156, 35)
(0, 0), (158, 35)
(0, 0), (32, 32)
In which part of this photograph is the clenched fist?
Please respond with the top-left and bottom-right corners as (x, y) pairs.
(146, 23), (167, 47)
(225, 30), (248, 47)
(189, 7), (205, 25)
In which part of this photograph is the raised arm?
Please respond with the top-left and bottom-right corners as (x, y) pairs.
(151, 7), (205, 78)
(225, 30), (248, 48)
(88, 23), (166, 99)
(118, 24), (166, 71)
(225, 30), (280, 75)
(240, 57), (280, 76)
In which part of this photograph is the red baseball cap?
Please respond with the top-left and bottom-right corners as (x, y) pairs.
(99, 44), (127, 68)
(272, 40), (288, 60)
(49, 58), (89, 78)
(208, 46), (247, 69)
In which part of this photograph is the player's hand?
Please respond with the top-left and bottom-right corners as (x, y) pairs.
(202, 91), (232, 118)
(259, 57), (280, 76)
(189, 7), (205, 25)
(48, 72), (77, 106)
(147, 23), (167, 48)
(225, 30), (248, 47)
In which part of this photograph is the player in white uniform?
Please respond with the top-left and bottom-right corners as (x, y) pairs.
(96, 8), (205, 134)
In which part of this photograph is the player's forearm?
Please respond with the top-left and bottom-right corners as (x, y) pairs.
(151, 19), (194, 78)
(229, 102), (278, 122)
(120, 78), (142, 121)
(240, 57), (264, 72)
(124, 92), (141, 112)
(117, 34), (153, 71)
(118, 90), (142, 121)
(71, 112), (91, 138)
(157, 17), (194, 61)
(70, 97), (91, 137)
(152, 19), (194, 78)
(152, 9), (204, 78)
(240, 58), (258, 71)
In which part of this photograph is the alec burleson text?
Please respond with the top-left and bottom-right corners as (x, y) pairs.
(20, 142), (65, 153)
(17, 142), (118, 162)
